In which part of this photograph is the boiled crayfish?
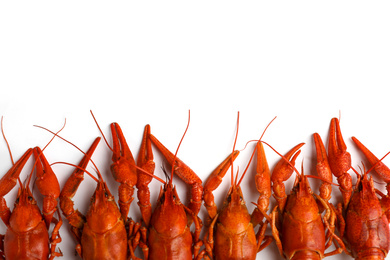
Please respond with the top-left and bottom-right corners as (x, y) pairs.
(324, 117), (390, 260)
(131, 118), (203, 260)
(270, 138), (347, 260)
(200, 114), (273, 260)
(59, 137), (136, 259)
(0, 146), (62, 259)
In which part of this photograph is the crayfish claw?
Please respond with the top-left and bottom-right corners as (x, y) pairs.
(0, 148), (33, 198)
(110, 123), (137, 221)
(327, 118), (352, 206)
(352, 136), (390, 184)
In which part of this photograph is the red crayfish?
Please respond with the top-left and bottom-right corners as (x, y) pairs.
(200, 114), (273, 260)
(131, 113), (204, 260)
(0, 124), (62, 259)
(323, 118), (390, 259)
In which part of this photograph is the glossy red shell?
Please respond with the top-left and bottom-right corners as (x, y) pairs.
(4, 204), (50, 259)
(345, 178), (390, 259)
(280, 181), (325, 260)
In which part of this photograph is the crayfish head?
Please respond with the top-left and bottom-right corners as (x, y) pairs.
(292, 173), (312, 198)
(90, 180), (115, 211)
(11, 187), (42, 232)
(223, 185), (246, 209)
(150, 183), (188, 238)
(15, 186), (37, 206)
(218, 185), (251, 233)
(157, 182), (181, 209)
(284, 175), (321, 222)
(86, 180), (122, 233)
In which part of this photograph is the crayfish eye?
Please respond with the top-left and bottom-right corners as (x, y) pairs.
(15, 198), (20, 204)
(28, 196), (34, 202)
(227, 195), (231, 203)
(105, 192), (109, 198)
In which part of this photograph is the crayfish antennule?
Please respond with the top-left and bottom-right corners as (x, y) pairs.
(233, 167), (240, 187)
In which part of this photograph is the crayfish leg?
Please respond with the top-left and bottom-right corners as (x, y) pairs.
(48, 209), (63, 259)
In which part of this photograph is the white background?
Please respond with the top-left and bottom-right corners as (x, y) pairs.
(1, 1), (390, 259)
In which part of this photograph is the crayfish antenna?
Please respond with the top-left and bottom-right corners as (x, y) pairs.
(90, 110), (113, 152)
(33, 124), (104, 181)
(1, 116), (23, 188)
(28, 120), (66, 189)
(230, 112), (240, 188)
(170, 110), (191, 186)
